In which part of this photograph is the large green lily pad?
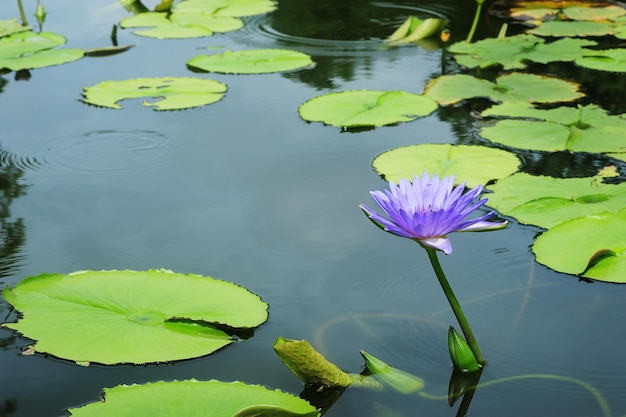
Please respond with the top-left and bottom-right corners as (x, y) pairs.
(486, 172), (626, 228)
(449, 34), (596, 70)
(299, 90), (437, 128)
(0, 31), (84, 71)
(2, 269), (269, 365)
(188, 49), (314, 74)
(120, 12), (243, 39)
(423, 73), (583, 106)
(532, 208), (626, 283)
(372, 144), (520, 188)
(481, 103), (626, 153)
(507, 2), (626, 21)
(68, 380), (318, 417)
(173, 0), (278, 17)
(82, 77), (227, 111)
(529, 21), (614, 37)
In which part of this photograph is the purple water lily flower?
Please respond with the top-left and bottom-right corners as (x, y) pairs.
(360, 173), (507, 255)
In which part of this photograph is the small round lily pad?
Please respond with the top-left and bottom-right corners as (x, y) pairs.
(187, 49), (314, 74)
(299, 90), (437, 128)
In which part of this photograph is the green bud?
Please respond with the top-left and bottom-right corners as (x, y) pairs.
(360, 350), (425, 394)
(448, 326), (480, 373)
(35, 1), (47, 27)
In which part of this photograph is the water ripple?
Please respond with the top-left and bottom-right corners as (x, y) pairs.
(28, 129), (171, 175)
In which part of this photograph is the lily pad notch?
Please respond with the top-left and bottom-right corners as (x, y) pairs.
(2, 269), (269, 365)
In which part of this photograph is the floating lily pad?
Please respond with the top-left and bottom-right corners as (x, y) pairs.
(82, 77), (227, 111)
(0, 19), (31, 37)
(502, 1), (625, 21)
(0, 31), (84, 71)
(173, 0), (278, 17)
(298, 90), (437, 128)
(529, 21), (613, 37)
(449, 34), (596, 70)
(372, 144), (520, 188)
(188, 49), (314, 74)
(67, 380), (318, 417)
(486, 172), (626, 228)
(120, 12), (243, 39)
(481, 103), (626, 153)
(575, 48), (626, 72)
(532, 208), (626, 283)
(423, 73), (583, 106)
(2, 269), (268, 365)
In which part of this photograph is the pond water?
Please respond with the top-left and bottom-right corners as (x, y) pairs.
(1, 0), (626, 416)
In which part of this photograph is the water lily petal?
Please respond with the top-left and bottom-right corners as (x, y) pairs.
(418, 237), (452, 254)
(458, 219), (508, 232)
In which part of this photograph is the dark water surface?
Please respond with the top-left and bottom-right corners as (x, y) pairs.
(1, 1), (625, 416)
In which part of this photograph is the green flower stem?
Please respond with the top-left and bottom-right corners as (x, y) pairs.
(17, 0), (28, 26)
(425, 246), (486, 366)
(465, 0), (484, 43)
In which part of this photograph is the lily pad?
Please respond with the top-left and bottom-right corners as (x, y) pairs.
(372, 144), (520, 188)
(188, 49), (314, 74)
(0, 31), (84, 71)
(449, 34), (596, 70)
(298, 90), (437, 128)
(532, 208), (626, 283)
(67, 380), (318, 417)
(481, 103), (626, 153)
(82, 77), (227, 111)
(173, 0), (278, 17)
(503, 1), (625, 21)
(423, 73), (583, 106)
(0, 19), (31, 37)
(120, 12), (243, 39)
(2, 269), (268, 365)
(485, 172), (626, 228)
(529, 21), (613, 37)
(575, 48), (626, 72)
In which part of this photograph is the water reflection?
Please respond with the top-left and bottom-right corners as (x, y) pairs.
(0, 147), (27, 280)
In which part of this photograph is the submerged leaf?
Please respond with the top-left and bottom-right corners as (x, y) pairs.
(532, 208), (626, 283)
(372, 144), (520, 188)
(360, 350), (425, 394)
(67, 380), (318, 417)
(82, 77), (227, 111)
(299, 90), (437, 128)
(2, 269), (268, 364)
(188, 49), (314, 74)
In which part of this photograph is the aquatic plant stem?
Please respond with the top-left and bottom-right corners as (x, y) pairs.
(17, 0), (28, 26)
(465, 0), (484, 43)
(424, 246), (486, 366)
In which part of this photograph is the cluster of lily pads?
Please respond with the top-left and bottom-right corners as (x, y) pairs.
(2, 0), (626, 415)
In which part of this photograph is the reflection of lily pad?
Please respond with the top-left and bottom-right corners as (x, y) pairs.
(82, 77), (227, 111)
(423, 73), (583, 106)
(120, 12), (243, 39)
(532, 208), (626, 283)
(68, 380), (318, 417)
(299, 90), (437, 128)
(486, 172), (626, 228)
(372, 144), (520, 188)
(449, 34), (596, 70)
(2, 269), (268, 365)
(481, 103), (626, 153)
(188, 49), (314, 74)
(173, 0), (278, 17)
(0, 31), (84, 71)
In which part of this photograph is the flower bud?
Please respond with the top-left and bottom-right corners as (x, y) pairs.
(448, 326), (480, 373)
